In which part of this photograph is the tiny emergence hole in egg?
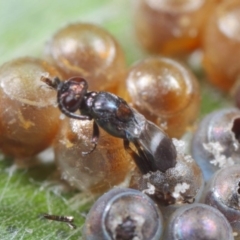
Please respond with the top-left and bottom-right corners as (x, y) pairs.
(231, 118), (240, 142)
(114, 216), (136, 240)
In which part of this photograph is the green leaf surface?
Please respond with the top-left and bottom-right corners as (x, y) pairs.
(0, 1), (231, 240)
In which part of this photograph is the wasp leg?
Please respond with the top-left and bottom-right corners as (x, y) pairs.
(40, 76), (61, 89)
(61, 109), (92, 121)
(124, 139), (151, 175)
(41, 213), (76, 229)
(82, 121), (99, 155)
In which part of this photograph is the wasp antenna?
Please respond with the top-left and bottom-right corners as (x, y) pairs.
(41, 76), (61, 89)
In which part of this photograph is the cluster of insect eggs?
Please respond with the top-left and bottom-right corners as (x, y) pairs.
(1, 0), (240, 238)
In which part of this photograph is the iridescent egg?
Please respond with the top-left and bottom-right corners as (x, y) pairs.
(202, 164), (240, 238)
(45, 22), (126, 93)
(130, 139), (203, 206)
(191, 107), (240, 180)
(83, 187), (164, 240)
(164, 203), (234, 240)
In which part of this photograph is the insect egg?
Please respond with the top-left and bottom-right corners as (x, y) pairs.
(126, 56), (200, 138)
(202, 0), (240, 92)
(132, 0), (219, 56)
(83, 187), (164, 240)
(191, 107), (240, 181)
(45, 22), (127, 93)
(0, 57), (62, 161)
(201, 164), (240, 238)
(130, 139), (204, 206)
(53, 118), (134, 194)
(163, 203), (234, 240)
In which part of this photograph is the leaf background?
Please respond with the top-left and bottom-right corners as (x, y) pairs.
(0, 1), (232, 239)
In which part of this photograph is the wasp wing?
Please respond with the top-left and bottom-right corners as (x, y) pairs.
(136, 121), (177, 173)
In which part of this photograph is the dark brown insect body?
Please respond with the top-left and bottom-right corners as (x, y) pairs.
(42, 76), (177, 174)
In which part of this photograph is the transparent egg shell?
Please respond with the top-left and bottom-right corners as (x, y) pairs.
(126, 57), (200, 138)
(53, 118), (134, 194)
(202, 0), (240, 92)
(130, 139), (204, 206)
(164, 203), (234, 240)
(0, 57), (61, 159)
(82, 187), (164, 240)
(45, 22), (127, 93)
(133, 0), (219, 55)
(202, 165), (240, 239)
(191, 107), (240, 181)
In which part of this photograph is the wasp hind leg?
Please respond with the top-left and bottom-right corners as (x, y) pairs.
(123, 139), (152, 175)
(82, 121), (100, 156)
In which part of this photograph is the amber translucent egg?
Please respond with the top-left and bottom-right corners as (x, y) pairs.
(45, 23), (127, 93)
(126, 57), (200, 138)
(133, 0), (219, 55)
(54, 118), (134, 194)
(202, 0), (240, 92)
(0, 57), (62, 159)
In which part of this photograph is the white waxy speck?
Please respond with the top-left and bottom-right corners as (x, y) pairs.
(233, 232), (238, 237)
(172, 183), (190, 199)
(59, 113), (65, 120)
(233, 141), (239, 151)
(134, 128), (139, 135)
(184, 155), (193, 163)
(143, 173), (151, 179)
(172, 138), (186, 155)
(142, 182), (156, 195)
(160, 121), (168, 130)
(203, 142), (235, 168)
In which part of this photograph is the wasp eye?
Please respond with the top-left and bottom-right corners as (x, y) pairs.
(58, 77), (88, 112)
